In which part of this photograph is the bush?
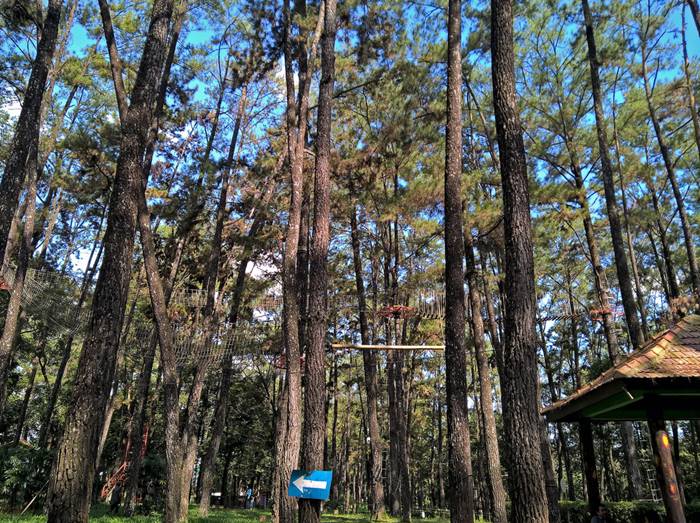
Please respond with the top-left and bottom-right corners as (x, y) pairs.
(559, 500), (700, 523)
(0, 445), (53, 512)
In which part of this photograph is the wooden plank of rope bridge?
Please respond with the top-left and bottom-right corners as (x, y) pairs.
(330, 343), (445, 351)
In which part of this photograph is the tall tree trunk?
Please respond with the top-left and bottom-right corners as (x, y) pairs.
(581, 0), (644, 350)
(646, 228), (672, 306)
(271, 381), (289, 523)
(122, 334), (157, 515)
(349, 197), (385, 518)
(0, 0), (62, 260)
(276, 0), (325, 519)
(491, 0), (548, 520)
(611, 99), (649, 338)
(437, 380), (446, 509)
(540, 331), (575, 501)
(444, 2), (475, 521)
(299, 2), (336, 521)
(464, 236), (507, 523)
(539, 416), (561, 523)
(640, 39), (700, 296)
(45, 2), (176, 521)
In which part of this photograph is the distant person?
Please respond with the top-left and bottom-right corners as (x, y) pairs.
(109, 483), (122, 514)
(591, 504), (609, 523)
(246, 485), (254, 509)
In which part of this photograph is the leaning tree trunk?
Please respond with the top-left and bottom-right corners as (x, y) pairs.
(682, 5), (700, 166)
(0, 0), (62, 260)
(580, 0), (643, 350)
(444, 1), (475, 521)
(14, 357), (38, 445)
(686, 0), (700, 37)
(0, 155), (39, 399)
(640, 39), (700, 297)
(491, 0), (549, 520)
(564, 139), (644, 498)
(299, 3), (337, 522)
(45, 2), (176, 521)
(464, 235), (507, 523)
(198, 185), (277, 516)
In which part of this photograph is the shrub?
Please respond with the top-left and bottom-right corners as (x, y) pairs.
(560, 500), (700, 523)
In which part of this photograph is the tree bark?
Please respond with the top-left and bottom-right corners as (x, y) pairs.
(444, 1), (475, 521)
(491, 0), (549, 520)
(271, 381), (289, 523)
(647, 178), (680, 301)
(45, 2), (175, 521)
(0, 0), (62, 261)
(276, 1), (325, 520)
(97, 0), (129, 122)
(581, 0), (644, 350)
(299, 2), (337, 521)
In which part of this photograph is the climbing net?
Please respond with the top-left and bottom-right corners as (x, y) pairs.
(0, 267), (87, 335)
(0, 265), (448, 363)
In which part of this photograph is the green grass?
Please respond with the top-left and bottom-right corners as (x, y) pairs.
(0, 505), (452, 523)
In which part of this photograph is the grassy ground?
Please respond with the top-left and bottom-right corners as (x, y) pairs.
(0, 505), (451, 522)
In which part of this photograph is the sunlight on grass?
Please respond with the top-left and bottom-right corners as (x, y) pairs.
(0, 505), (455, 523)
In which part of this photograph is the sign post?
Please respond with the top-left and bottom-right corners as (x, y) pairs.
(288, 470), (333, 501)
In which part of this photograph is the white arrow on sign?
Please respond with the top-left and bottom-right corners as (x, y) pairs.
(293, 475), (328, 491)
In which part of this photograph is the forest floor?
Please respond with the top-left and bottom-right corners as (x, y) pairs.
(0, 505), (452, 522)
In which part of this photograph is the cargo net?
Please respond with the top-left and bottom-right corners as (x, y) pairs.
(154, 287), (283, 367)
(171, 318), (281, 367)
(0, 267), (87, 335)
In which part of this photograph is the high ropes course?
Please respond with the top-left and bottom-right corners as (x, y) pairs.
(1, 266), (647, 366)
(0, 268), (452, 366)
(2, 264), (663, 370)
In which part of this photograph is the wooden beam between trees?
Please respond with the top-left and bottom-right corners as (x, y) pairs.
(330, 343), (445, 351)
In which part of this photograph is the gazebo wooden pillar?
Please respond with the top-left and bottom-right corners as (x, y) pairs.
(543, 314), (700, 523)
(648, 401), (685, 522)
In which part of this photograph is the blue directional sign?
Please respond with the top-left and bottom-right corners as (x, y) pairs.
(288, 470), (333, 500)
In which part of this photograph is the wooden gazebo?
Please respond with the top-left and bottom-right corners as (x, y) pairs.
(543, 314), (700, 523)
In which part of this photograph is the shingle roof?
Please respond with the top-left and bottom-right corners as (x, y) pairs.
(543, 314), (700, 416)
